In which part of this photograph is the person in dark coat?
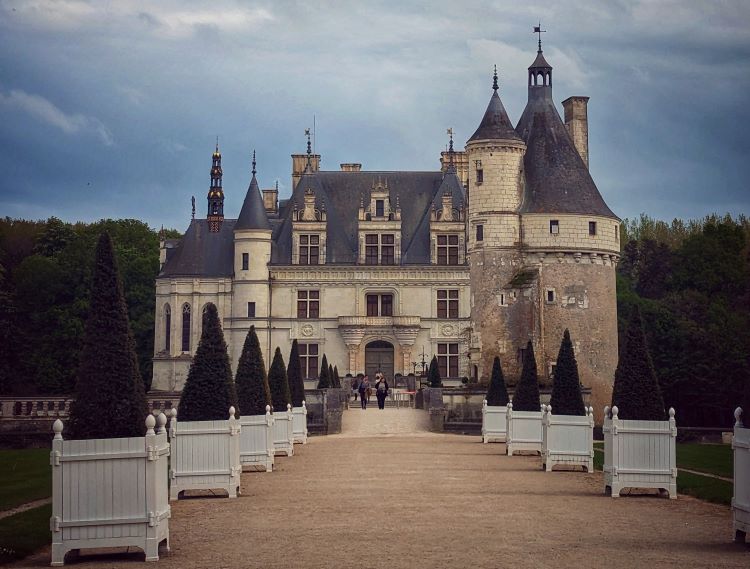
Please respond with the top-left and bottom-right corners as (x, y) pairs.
(358, 375), (370, 409)
(375, 372), (389, 410)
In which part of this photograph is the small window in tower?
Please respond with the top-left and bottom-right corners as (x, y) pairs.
(476, 169), (483, 185)
(476, 224), (484, 242)
(247, 302), (256, 318)
(615, 225), (619, 241)
(589, 221), (597, 236)
(546, 289), (555, 304)
(550, 220), (559, 235)
(242, 252), (249, 270)
(375, 200), (384, 217)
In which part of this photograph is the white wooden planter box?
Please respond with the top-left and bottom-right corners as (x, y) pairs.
(733, 407), (749, 543)
(603, 405), (677, 499)
(506, 402), (544, 456)
(481, 400), (507, 443)
(169, 407), (241, 500)
(292, 401), (308, 444)
(541, 405), (594, 472)
(50, 414), (170, 566)
(239, 405), (274, 472)
(272, 404), (294, 457)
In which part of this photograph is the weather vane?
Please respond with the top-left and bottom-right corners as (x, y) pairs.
(533, 21), (546, 51)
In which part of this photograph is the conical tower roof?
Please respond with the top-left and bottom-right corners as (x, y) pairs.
(235, 151), (271, 231)
(468, 67), (523, 143)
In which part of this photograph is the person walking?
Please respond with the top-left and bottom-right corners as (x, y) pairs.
(351, 374), (360, 402)
(358, 375), (370, 409)
(375, 372), (389, 410)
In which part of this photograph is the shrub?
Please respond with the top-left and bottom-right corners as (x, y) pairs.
(611, 306), (666, 420)
(317, 354), (331, 388)
(235, 326), (271, 416)
(486, 356), (509, 406)
(268, 347), (291, 413)
(333, 365), (341, 388)
(428, 355), (441, 388)
(512, 341), (541, 411)
(287, 339), (305, 407)
(67, 233), (148, 439)
(549, 329), (586, 416)
(178, 303), (237, 421)
(328, 364), (334, 387)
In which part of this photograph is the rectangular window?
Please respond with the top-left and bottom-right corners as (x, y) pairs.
(437, 289), (459, 319)
(546, 289), (555, 303)
(366, 294), (378, 316)
(476, 224), (484, 242)
(615, 225), (619, 241)
(589, 221), (597, 236)
(550, 220), (559, 234)
(247, 302), (256, 318)
(476, 169), (483, 185)
(517, 347), (526, 365)
(366, 293), (393, 317)
(437, 234), (460, 265)
(299, 343), (319, 379)
(375, 200), (384, 217)
(297, 290), (320, 319)
(381, 294), (393, 317)
(365, 234), (379, 265)
(299, 234), (320, 265)
(242, 252), (249, 270)
(364, 234), (395, 265)
(437, 343), (459, 378)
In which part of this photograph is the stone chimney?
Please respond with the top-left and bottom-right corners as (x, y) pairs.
(340, 163), (362, 172)
(291, 153), (321, 190)
(562, 96), (590, 169)
(262, 188), (278, 214)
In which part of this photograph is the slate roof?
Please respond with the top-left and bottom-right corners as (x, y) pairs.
(468, 90), (524, 143)
(529, 50), (552, 70)
(159, 219), (236, 277)
(272, 170), (466, 265)
(235, 174), (271, 231)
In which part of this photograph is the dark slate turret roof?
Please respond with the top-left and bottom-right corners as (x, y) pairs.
(160, 219), (236, 277)
(515, 95), (618, 219)
(272, 171), (465, 265)
(235, 174), (271, 231)
(468, 91), (523, 143)
(529, 50), (552, 70)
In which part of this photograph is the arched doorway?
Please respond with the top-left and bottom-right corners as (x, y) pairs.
(365, 340), (394, 380)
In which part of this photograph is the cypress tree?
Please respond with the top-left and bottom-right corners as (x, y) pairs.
(287, 339), (305, 407)
(317, 354), (331, 388)
(612, 306), (666, 420)
(333, 365), (341, 388)
(235, 326), (271, 417)
(512, 341), (541, 411)
(268, 347), (291, 412)
(486, 356), (509, 407)
(328, 364), (335, 387)
(549, 329), (586, 416)
(67, 233), (148, 439)
(428, 355), (441, 388)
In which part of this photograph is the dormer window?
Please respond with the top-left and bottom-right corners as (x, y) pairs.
(292, 187), (327, 265)
(299, 235), (320, 265)
(437, 235), (459, 265)
(376, 200), (384, 217)
(365, 234), (395, 265)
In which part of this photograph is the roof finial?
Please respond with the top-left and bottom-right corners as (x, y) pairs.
(215, 136), (219, 153)
(446, 128), (456, 173)
(492, 65), (498, 92)
(275, 179), (279, 191)
(191, 196), (195, 219)
(533, 21), (546, 52)
(304, 128), (312, 171)
(251, 150), (257, 176)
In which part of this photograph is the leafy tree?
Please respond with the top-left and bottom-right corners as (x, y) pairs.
(549, 330), (586, 416)
(67, 233), (148, 439)
(268, 347), (291, 412)
(333, 365), (340, 388)
(235, 326), (271, 416)
(485, 356), (509, 406)
(287, 339), (305, 407)
(611, 306), (666, 421)
(178, 303), (237, 421)
(428, 355), (441, 387)
(512, 341), (541, 411)
(317, 354), (331, 388)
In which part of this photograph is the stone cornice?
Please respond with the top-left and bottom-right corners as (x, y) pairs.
(269, 266), (469, 283)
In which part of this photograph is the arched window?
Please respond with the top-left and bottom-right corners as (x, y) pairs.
(164, 304), (171, 352)
(181, 303), (191, 352)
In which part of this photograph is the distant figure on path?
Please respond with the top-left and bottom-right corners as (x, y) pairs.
(351, 374), (360, 401)
(359, 375), (371, 409)
(375, 372), (389, 410)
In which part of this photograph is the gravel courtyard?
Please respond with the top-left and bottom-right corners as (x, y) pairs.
(15, 408), (750, 568)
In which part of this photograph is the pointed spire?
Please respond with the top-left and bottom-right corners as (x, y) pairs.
(252, 150), (257, 177)
(468, 67), (522, 143)
(492, 65), (498, 92)
(446, 128), (456, 174)
(214, 136), (220, 156)
(304, 128), (312, 172)
(235, 150), (271, 231)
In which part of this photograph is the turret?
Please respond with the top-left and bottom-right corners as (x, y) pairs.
(207, 140), (224, 232)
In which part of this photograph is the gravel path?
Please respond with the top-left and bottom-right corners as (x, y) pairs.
(12, 409), (750, 568)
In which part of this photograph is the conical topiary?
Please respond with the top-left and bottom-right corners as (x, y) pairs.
(317, 354), (331, 388)
(512, 341), (541, 411)
(428, 355), (441, 388)
(67, 233), (148, 439)
(178, 303), (237, 421)
(235, 326), (271, 417)
(328, 364), (334, 387)
(268, 347), (291, 413)
(333, 365), (341, 388)
(486, 356), (509, 407)
(549, 329), (586, 416)
(287, 339), (305, 407)
(611, 306), (666, 420)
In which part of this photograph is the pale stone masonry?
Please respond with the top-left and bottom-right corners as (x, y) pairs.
(152, 41), (620, 419)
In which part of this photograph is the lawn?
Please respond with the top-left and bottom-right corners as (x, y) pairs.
(0, 504), (51, 564)
(0, 449), (51, 512)
(676, 443), (733, 479)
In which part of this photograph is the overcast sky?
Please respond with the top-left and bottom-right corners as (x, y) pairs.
(1, 0), (749, 231)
